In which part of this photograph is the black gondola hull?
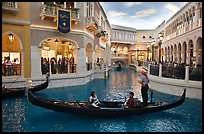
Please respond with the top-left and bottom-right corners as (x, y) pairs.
(2, 76), (49, 99)
(28, 89), (186, 117)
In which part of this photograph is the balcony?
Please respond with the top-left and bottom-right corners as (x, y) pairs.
(85, 16), (98, 32)
(111, 54), (128, 59)
(40, 4), (80, 24)
(2, 2), (19, 14)
(111, 38), (135, 44)
(101, 35), (109, 42)
(100, 31), (108, 42)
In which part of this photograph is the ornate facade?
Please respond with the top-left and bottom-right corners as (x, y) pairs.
(154, 2), (202, 66)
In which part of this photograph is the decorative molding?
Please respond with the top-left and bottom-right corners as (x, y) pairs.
(2, 18), (30, 25)
(30, 25), (94, 40)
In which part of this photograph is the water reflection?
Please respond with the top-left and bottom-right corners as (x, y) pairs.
(2, 68), (202, 132)
(2, 98), (27, 132)
(94, 119), (126, 132)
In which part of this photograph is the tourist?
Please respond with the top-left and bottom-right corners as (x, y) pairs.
(2, 57), (7, 76)
(6, 57), (12, 76)
(89, 91), (100, 108)
(72, 57), (75, 73)
(51, 58), (56, 74)
(139, 68), (149, 106)
(123, 92), (135, 108)
(69, 57), (73, 73)
(12, 59), (18, 75)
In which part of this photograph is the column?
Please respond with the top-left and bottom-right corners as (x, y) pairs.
(159, 63), (162, 77)
(98, 46), (101, 59)
(92, 49), (94, 70)
(193, 44), (199, 66)
(128, 53), (131, 65)
(177, 47), (180, 63)
(164, 47), (166, 62)
(49, 62), (51, 77)
(181, 45), (185, 63)
(172, 48), (175, 62)
(76, 48), (87, 74)
(195, 4), (200, 28)
(170, 47), (172, 62)
(31, 46), (42, 78)
(186, 45), (190, 65)
(185, 65), (189, 82)
(166, 48), (169, 62)
(148, 63), (150, 74)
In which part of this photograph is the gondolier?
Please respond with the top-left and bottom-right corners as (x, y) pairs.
(139, 68), (149, 106)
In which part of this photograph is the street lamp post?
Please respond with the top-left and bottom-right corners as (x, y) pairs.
(147, 43), (150, 60)
(157, 32), (163, 64)
(151, 38), (155, 62)
(142, 36), (152, 61)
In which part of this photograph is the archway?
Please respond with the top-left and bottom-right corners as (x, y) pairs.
(115, 60), (126, 67)
(188, 40), (194, 65)
(86, 43), (93, 71)
(196, 37), (202, 65)
(95, 45), (99, 63)
(2, 32), (23, 76)
(40, 38), (77, 74)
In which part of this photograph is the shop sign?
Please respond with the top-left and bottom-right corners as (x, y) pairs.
(57, 8), (71, 33)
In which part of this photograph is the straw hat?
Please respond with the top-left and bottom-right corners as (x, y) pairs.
(141, 68), (148, 74)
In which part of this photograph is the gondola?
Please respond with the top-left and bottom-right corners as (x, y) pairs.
(28, 89), (186, 117)
(116, 64), (122, 71)
(2, 76), (49, 99)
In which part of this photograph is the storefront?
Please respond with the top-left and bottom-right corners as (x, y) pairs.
(40, 38), (77, 75)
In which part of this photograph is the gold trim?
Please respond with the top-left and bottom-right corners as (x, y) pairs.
(57, 7), (58, 29)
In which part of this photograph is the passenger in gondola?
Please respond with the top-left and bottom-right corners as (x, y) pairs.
(89, 91), (101, 108)
(123, 92), (135, 108)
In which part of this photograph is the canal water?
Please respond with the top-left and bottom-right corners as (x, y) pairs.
(2, 68), (202, 132)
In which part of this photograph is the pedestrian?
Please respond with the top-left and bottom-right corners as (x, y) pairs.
(3, 57), (7, 76)
(6, 57), (12, 76)
(13, 58), (18, 75)
(139, 68), (149, 106)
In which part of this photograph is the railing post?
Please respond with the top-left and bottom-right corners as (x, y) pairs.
(68, 63), (70, 74)
(49, 62), (52, 77)
(159, 63), (162, 77)
(15, 2), (18, 8)
(104, 63), (106, 79)
(148, 63), (150, 74)
(136, 60), (138, 68)
(185, 65), (189, 82)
